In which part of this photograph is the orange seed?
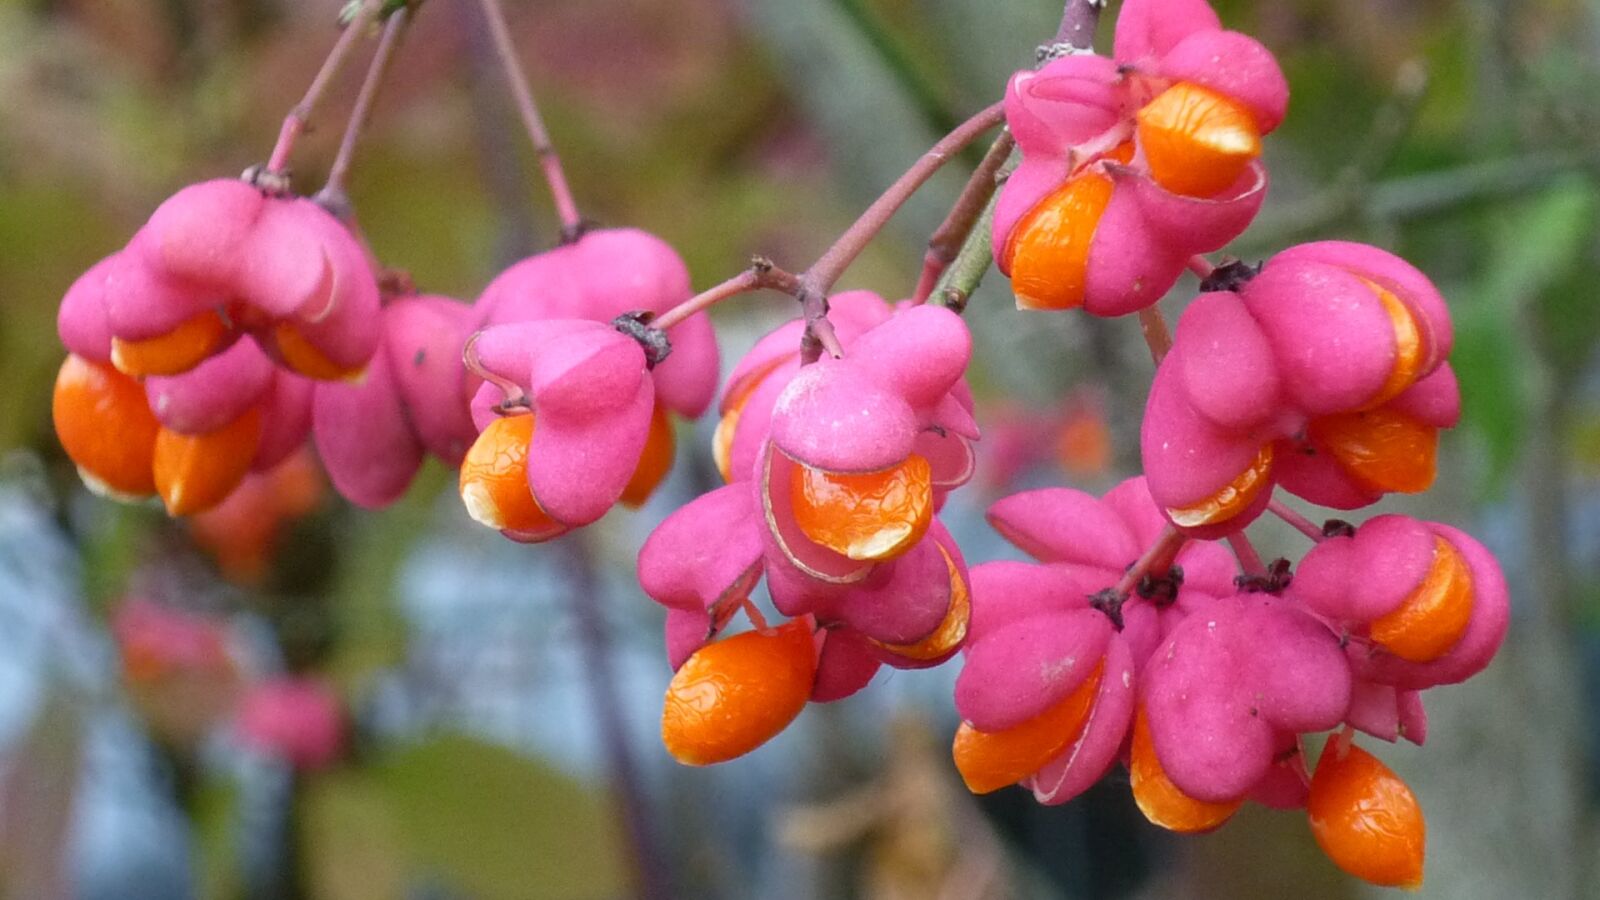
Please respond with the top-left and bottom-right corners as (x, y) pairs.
(458, 414), (561, 535)
(1308, 408), (1437, 495)
(1136, 82), (1262, 198)
(153, 408), (263, 516)
(1307, 742), (1425, 888)
(52, 354), (161, 499)
(1369, 535), (1474, 663)
(110, 311), (231, 377)
(952, 662), (1102, 795)
(1004, 172), (1116, 310)
(790, 454), (934, 561)
(661, 619), (817, 766)
(1166, 443), (1274, 529)
(1129, 710), (1242, 833)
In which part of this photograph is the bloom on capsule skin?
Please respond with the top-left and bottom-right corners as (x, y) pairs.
(63, 179), (382, 381)
(993, 0), (1287, 316)
(313, 293), (480, 509)
(951, 477), (1238, 804)
(1142, 241), (1460, 537)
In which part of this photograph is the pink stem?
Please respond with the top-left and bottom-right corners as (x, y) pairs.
(1227, 532), (1268, 577)
(477, 0), (584, 238)
(265, 0), (385, 176)
(649, 258), (801, 332)
(316, 5), (411, 209)
(1269, 497), (1326, 542)
(1137, 305), (1173, 365)
(1187, 253), (1216, 278)
(1112, 525), (1186, 597)
(800, 102), (1005, 301)
(1050, 0), (1105, 54)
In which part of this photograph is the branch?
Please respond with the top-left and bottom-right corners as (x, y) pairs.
(1041, 0), (1106, 59)
(649, 257), (802, 332)
(913, 130), (1015, 304)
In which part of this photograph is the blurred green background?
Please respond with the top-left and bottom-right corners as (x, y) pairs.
(1, 0), (1598, 898)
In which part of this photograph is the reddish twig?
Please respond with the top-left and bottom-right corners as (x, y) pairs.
(796, 101), (1006, 362)
(1226, 532), (1268, 578)
(649, 257), (802, 332)
(1269, 497), (1326, 543)
(913, 130), (1016, 304)
(476, 0), (583, 239)
(1042, 0), (1106, 58)
(1187, 254), (1216, 278)
(264, 0), (385, 177)
(1112, 526), (1186, 597)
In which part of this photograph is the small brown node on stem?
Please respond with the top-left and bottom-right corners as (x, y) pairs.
(1235, 558), (1294, 595)
(1198, 259), (1261, 294)
(1136, 564), (1185, 606)
(240, 165), (292, 197)
(1322, 519), (1357, 539)
(1088, 588), (1126, 629)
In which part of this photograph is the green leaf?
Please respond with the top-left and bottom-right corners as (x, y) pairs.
(301, 734), (627, 900)
(1453, 178), (1597, 492)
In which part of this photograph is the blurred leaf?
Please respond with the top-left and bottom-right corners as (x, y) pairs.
(1454, 178), (1597, 491)
(302, 734), (626, 900)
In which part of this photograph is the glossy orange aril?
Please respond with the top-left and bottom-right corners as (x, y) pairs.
(458, 414), (561, 534)
(873, 544), (970, 662)
(1129, 710), (1242, 833)
(53, 354), (161, 499)
(1166, 443), (1274, 529)
(1308, 742), (1425, 888)
(1136, 82), (1262, 198)
(1365, 278), (1423, 408)
(271, 322), (365, 381)
(1369, 535), (1473, 663)
(713, 357), (787, 484)
(1308, 407), (1437, 495)
(153, 408), (263, 516)
(790, 454), (933, 561)
(110, 311), (231, 377)
(952, 662), (1102, 794)
(1004, 171), (1116, 310)
(620, 405), (675, 508)
(661, 618), (817, 766)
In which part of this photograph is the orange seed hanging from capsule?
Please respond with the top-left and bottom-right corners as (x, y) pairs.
(52, 354), (161, 499)
(152, 408), (263, 516)
(1307, 741), (1426, 888)
(661, 618), (817, 766)
(458, 413), (562, 536)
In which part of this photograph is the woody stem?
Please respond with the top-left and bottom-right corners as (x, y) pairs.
(796, 101), (1006, 363)
(913, 130), (1016, 304)
(650, 258), (802, 332)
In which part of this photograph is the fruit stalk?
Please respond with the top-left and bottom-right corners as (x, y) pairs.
(265, 0), (386, 176)
(476, 0), (585, 239)
(315, 3), (414, 213)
